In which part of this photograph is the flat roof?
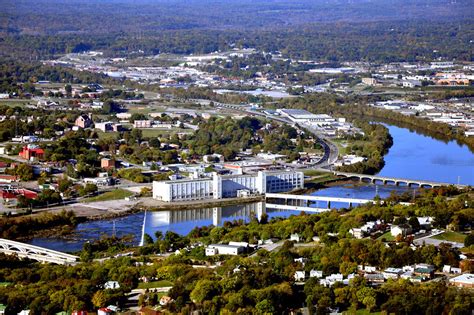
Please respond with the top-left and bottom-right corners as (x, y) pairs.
(449, 273), (474, 284)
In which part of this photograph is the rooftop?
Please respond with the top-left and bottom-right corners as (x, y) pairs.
(449, 273), (474, 284)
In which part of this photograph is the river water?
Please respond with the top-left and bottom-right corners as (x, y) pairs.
(29, 124), (474, 252)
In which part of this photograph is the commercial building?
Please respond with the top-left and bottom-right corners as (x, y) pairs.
(152, 170), (304, 202)
(205, 244), (245, 256)
(449, 274), (474, 288)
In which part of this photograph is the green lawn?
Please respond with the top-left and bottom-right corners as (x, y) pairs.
(432, 231), (466, 243)
(377, 231), (395, 242)
(303, 169), (328, 176)
(81, 189), (134, 203)
(137, 280), (173, 289)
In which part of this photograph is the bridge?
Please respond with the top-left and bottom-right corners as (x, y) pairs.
(333, 172), (465, 188)
(0, 238), (79, 265)
(265, 193), (381, 209)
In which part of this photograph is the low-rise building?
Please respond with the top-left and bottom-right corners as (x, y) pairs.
(294, 271), (306, 282)
(449, 274), (474, 288)
(205, 244), (245, 256)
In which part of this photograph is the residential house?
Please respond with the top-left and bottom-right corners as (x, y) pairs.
(294, 271), (306, 282)
(159, 296), (174, 306)
(97, 308), (112, 315)
(0, 304), (6, 315)
(443, 265), (462, 274)
(104, 281), (120, 290)
(310, 270), (323, 278)
(383, 268), (404, 279)
(134, 120), (152, 128)
(101, 158), (115, 169)
(290, 233), (300, 243)
(417, 217), (434, 230)
(391, 224), (412, 237)
(18, 145), (44, 161)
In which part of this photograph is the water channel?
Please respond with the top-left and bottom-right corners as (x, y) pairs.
(29, 124), (474, 252)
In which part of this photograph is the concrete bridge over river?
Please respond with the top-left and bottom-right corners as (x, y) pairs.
(0, 238), (79, 265)
(333, 172), (467, 188)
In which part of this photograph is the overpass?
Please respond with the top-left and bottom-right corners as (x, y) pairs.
(0, 238), (79, 265)
(333, 172), (465, 188)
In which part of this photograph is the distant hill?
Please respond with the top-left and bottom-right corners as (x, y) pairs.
(2, 0), (473, 35)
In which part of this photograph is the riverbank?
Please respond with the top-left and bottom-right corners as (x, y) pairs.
(134, 195), (265, 211)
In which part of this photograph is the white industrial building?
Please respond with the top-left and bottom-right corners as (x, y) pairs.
(205, 244), (245, 256)
(153, 170), (304, 202)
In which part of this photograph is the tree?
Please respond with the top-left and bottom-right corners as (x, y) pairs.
(15, 163), (34, 181)
(408, 216), (420, 231)
(65, 84), (72, 97)
(92, 290), (107, 308)
(190, 279), (219, 304)
(464, 233), (474, 247)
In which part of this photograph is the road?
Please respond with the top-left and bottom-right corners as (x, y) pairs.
(213, 102), (339, 168)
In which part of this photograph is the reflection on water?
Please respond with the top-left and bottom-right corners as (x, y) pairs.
(28, 183), (416, 252)
(379, 125), (474, 185)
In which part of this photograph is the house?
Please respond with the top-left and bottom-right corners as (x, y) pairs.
(349, 228), (365, 239)
(449, 274), (474, 288)
(414, 264), (435, 279)
(159, 296), (174, 306)
(97, 308), (112, 315)
(310, 270), (323, 278)
(383, 268), (404, 279)
(290, 233), (300, 243)
(104, 281), (120, 289)
(19, 145), (44, 161)
(205, 244), (245, 256)
(134, 120), (152, 128)
(391, 224), (412, 237)
(101, 158), (115, 169)
(443, 265), (462, 274)
(364, 273), (385, 284)
(294, 271), (306, 282)
(320, 273), (344, 287)
(417, 217), (433, 230)
(362, 77), (377, 86)
(18, 311), (30, 315)
(75, 114), (93, 128)
(0, 304), (6, 315)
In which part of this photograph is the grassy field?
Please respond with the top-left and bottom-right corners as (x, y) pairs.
(432, 231), (466, 243)
(0, 99), (31, 107)
(82, 189), (134, 203)
(377, 231), (395, 242)
(137, 280), (173, 289)
(303, 169), (329, 176)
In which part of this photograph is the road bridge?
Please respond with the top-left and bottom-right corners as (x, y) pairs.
(265, 192), (380, 209)
(333, 172), (465, 188)
(0, 238), (79, 265)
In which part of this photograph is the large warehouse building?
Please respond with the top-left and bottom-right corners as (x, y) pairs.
(153, 170), (304, 202)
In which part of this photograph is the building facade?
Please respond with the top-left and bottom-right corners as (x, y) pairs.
(152, 170), (304, 202)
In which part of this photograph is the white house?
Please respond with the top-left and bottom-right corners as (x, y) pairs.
(205, 244), (245, 256)
(290, 233), (300, 243)
(104, 281), (120, 290)
(310, 270), (323, 278)
(294, 271), (306, 282)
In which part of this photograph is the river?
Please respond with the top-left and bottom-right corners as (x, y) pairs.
(28, 124), (474, 252)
